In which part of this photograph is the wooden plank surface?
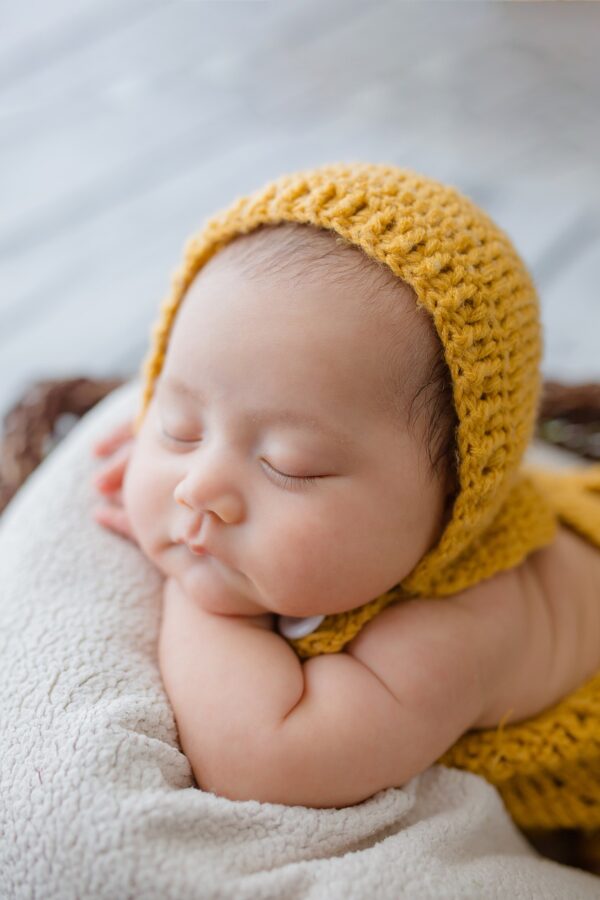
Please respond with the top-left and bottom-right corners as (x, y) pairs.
(1, 0), (599, 424)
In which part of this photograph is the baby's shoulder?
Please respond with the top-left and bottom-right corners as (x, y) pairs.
(523, 524), (600, 659)
(527, 522), (600, 588)
(411, 524), (600, 645)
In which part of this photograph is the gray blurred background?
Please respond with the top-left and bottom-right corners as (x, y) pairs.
(2, 0), (599, 424)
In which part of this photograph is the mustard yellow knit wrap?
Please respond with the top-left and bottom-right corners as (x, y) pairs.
(135, 163), (600, 835)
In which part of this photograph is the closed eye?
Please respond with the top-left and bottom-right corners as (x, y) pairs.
(160, 428), (200, 446)
(261, 459), (322, 490)
(160, 429), (324, 490)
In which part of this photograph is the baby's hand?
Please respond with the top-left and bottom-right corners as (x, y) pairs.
(90, 419), (137, 543)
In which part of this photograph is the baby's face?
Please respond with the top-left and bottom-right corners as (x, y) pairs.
(124, 236), (452, 618)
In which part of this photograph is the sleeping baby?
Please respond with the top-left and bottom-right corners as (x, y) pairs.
(91, 164), (600, 812)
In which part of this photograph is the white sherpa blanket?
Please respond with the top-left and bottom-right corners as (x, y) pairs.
(1, 379), (599, 900)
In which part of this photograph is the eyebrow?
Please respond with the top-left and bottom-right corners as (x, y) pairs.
(158, 375), (358, 448)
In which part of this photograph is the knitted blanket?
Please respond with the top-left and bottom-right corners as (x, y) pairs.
(1, 380), (598, 899)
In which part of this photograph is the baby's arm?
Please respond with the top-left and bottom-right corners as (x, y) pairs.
(159, 577), (485, 807)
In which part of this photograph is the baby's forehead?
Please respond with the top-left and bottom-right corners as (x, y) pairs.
(224, 221), (434, 336)
(204, 223), (430, 343)
(192, 223), (442, 418)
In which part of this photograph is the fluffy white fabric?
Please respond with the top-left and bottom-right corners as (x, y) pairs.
(1, 379), (598, 899)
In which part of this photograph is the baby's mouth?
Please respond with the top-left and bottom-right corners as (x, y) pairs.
(186, 542), (209, 557)
(175, 538), (238, 574)
(174, 538), (210, 558)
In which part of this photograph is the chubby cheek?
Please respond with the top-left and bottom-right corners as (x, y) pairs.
(257, 497), (386, 616)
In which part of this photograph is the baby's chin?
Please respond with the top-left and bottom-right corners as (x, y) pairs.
(174, 554), (269, 617)
(156, 543), (378, 620)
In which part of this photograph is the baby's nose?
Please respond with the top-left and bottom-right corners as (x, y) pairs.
(174, 483), (243, 525)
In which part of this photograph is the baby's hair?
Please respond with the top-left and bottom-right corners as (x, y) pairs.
(208, 223), (459, 494)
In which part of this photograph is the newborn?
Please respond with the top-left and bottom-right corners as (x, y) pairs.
(92, 190), (600, 810)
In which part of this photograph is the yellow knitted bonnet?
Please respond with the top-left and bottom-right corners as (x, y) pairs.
(135, 161), (558, 647)
(134, 163), (600, 834)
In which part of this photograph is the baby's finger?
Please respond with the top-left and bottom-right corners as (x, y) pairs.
(92, 443), (132, 494)
(93, 504), (136, 543)
(92, 420), (135, 457)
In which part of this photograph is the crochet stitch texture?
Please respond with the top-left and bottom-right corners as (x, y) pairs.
(135, 163), (600, 836)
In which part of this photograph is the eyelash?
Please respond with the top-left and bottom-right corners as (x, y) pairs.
(159, 428), (320, 489)
(263, 462), (319, 490)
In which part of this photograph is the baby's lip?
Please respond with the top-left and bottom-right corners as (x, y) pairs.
(174, 537), (209, 555)
(174, 537), (241, 577)
(175, 536), (222, 561)
(187, 542), (209, 557)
